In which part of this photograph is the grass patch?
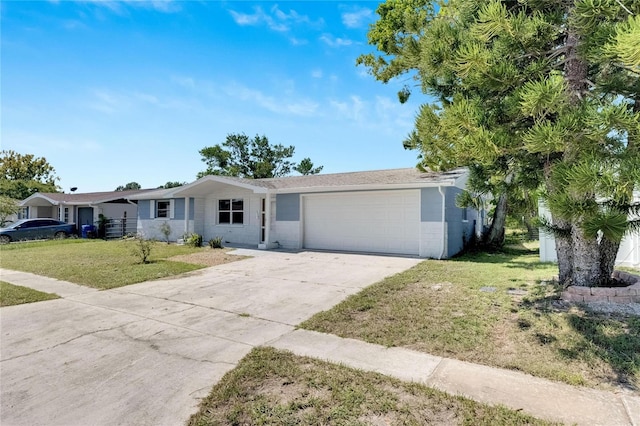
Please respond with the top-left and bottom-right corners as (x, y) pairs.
(0, 281), (59, 306)
(189, 347), (555, 426)
(302, 249), (640, 391)
(0, 239), (215, 289)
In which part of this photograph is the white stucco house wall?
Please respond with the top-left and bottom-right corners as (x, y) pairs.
(129, 168), (486, 259)
(539, 194), (640, 268)
(19, 189), (153, 235)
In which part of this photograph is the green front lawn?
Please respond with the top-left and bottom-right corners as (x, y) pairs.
(0, 281), (59, 306)
(189, 347), (555, 426)
(302, 248), (640, 391)
(0, 239), (208, 289)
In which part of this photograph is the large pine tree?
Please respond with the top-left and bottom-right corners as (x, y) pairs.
(360, 0), (640, 286)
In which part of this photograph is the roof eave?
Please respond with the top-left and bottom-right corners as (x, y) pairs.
(168, 176), (269, 197)
(273, 181), (457, 194)
(19, 193), (61, 206)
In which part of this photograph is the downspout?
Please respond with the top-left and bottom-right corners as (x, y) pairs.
(184, 197), (190, 235)
(438, 186), (446, 260)
(264, 191), (271, 248)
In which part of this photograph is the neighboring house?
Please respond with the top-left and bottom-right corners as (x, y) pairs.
(129, 168), (485, 258)
(539, 194), (640, 268)
(19, 189), (154, 236)
(2, 204), (29, 226)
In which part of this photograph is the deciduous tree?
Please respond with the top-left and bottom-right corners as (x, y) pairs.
(198, 133), (323, 179)
(0, 150), (59, 199)
(115, 182), (141, 191)
(158, 181), (187, 189)
(0, 195), (20, 226)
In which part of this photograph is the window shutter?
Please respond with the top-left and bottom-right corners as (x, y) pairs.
(150, 200), (155, 219)
(169, 200), (175, 219)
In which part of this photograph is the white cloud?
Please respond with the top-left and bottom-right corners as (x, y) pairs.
(271, 5), (323, 28)
(88, 87), (197, 113)
(3, 130), (104, 154)
(134, 92), (159, 105)
(229, 6), (286, 32)
(311, 69), (323, 79)
(341, 7), (373, 29)
(229, 8), (262, 26)
(356, 67), (370, 79)
(228, 5), (323, 33)
(89, 89), (128, 114)
(319, 34), (353, 48)
(289, 37), (308, 46)
(225, 82), (318, 117)
(172, 76), (196, 90)
(146, 0), (181, 13)
(80, 0), (181, 15)
(62, 20), (88, 30)
(331, 96), (365, 121)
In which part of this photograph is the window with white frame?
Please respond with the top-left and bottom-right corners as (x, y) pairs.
(218, 199), (244, 224)
(17, 207), (29, 220)
(156, 201), (170, 218)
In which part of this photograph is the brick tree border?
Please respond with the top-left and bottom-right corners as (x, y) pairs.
(562, 271), (640, 304)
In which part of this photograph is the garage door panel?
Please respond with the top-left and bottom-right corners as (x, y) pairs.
(303, 190), (420, 255)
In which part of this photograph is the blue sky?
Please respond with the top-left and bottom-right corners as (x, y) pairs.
(2, 0), (423, 193)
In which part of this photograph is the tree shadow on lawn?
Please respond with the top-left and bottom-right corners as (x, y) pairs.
(519, 288), (640, 390)
(454, 249), (639, 389)
(560, 314), (640, 390)
(451, 250), (555, 271)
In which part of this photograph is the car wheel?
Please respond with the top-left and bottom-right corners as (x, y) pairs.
(54, 231), (67, 240)
(0, 235), (10, 244)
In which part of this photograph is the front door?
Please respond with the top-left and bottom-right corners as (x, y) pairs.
(77, 207), (94, 227)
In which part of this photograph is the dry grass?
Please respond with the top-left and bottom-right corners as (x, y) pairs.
(188, 347), (555, 426)
(167, 247), (248, 267)
(302, 248), (640, 391)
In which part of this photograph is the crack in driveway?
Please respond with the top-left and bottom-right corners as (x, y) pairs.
(0, 251), (420, 426)
(1, 321), (145, 362)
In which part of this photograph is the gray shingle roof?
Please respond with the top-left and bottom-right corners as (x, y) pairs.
(45, 168), (468, 202)
(25, 189), (156, 204)
(259, 167), (467, 190)
(159, 167), (468, 198)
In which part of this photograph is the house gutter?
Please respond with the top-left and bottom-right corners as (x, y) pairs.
(438, 186), (446, 260)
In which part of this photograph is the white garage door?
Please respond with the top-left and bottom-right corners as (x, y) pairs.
(303, 190), (420, 255)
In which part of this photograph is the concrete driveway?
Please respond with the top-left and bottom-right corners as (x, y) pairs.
(0, 250), (420, 426)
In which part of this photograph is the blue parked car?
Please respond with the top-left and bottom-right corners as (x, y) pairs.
(0, 218), (77, 244)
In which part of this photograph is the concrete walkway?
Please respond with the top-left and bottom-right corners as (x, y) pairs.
(0, 268), (98, 297)
(271, 329), (640, 426)
(1, 251), (639, 426)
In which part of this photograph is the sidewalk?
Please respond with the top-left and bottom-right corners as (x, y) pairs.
(271, 329), (640, 426)
(2, 267), (639, 425)
(0, 268), (97, 298)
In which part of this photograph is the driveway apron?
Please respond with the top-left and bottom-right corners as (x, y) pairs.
(0, 250), (420, 426)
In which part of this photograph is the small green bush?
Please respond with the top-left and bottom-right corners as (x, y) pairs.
(209, 236), (224, 249)
(131, 234), (155, 264)
(184, 233), (203, 248)
(159, 221), (172, 244)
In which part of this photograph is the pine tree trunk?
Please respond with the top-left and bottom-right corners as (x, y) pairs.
(560, 27), (594, 286)
(485, 192), (507, 248)
(570, 221), (601, 286)
(554, 217), (574, 285)
(599, 237), (620, 286)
